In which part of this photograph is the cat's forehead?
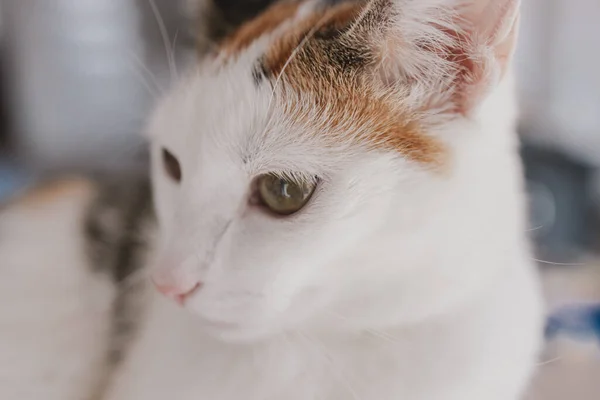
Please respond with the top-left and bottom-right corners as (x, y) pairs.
(150, 61), (335, 174)
(208, 0), (443, 165)
(152, 0), (444, 168)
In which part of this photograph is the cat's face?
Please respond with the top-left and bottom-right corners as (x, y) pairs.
(149, 66), (410, 341)
(148, 0), (521, 342)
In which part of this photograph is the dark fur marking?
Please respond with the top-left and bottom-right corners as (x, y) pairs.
(85, 179), (152, 280)
(84, 176), (155, 374)
(260, 1), (374, 79)
(205, 0), (280, 44)
(314, 32), (371, 72)
(252, 60), (268, 85)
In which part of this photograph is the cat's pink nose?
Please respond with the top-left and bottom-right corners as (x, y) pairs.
(152, 280), (202, 306)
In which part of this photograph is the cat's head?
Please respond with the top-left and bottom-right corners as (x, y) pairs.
(148, 0), (522, 342)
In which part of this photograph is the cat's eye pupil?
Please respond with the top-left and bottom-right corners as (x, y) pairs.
(162, 148), (182, 183)
(256, 174), (317, 216)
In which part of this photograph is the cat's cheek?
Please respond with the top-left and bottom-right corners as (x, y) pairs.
(281, 288), (332, 329)
(150, 172), (175, 232)
(180, 290), (280, 340)
(206, 324), (285, 344)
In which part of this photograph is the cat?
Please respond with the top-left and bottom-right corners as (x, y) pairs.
(0, 0), (543, 399)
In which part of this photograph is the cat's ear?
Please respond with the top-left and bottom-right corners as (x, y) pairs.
(349, 0), (521, 116)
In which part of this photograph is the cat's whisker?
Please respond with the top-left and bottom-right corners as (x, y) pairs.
(526, 225), (544, 232)
(171, 29), (181, 80)
(127, 51), (164, 99)
(533, 259), (586, 267)
(343, 0), (377, 38)
(324, 310), (401, 344)
(296, 331), (363, 400)
(261, 12), (333, 136)
(537, 356), (562, 367)
(364, 329), (400, 344)
(148, 0), (177, 84)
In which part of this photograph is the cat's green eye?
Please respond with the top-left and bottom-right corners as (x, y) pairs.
(256, 174), (317, 216)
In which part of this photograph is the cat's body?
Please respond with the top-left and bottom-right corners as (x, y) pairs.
(0, 1), (543, 399)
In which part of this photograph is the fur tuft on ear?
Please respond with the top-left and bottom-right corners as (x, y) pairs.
(353, 0), (521, 116)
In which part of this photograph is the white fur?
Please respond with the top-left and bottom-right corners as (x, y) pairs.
(0, 1), (542, 399)
(0, 183), (115, 400)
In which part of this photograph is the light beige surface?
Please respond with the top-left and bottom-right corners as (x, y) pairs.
(528, 340), (600, 400)
(527, 263), (600, 400)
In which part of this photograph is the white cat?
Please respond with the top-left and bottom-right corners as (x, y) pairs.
(0, 0), (543, 399)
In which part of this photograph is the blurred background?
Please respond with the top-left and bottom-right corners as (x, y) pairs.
(0, 0), (598, 398)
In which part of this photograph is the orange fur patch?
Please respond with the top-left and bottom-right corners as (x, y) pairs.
(279, 79), (444, 165)
(263, 2), (364, 78)
(220, 2), (302, 56)
(263, 3), (445, 165)
(11, 178), (95, 210)
(214, 0), (444, 164)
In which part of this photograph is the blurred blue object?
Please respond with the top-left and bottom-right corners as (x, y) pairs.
(546, 304), (600, 343)
(0, 162), (30, 202)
